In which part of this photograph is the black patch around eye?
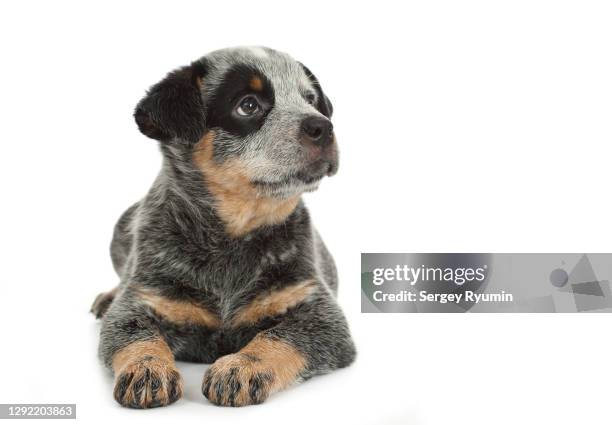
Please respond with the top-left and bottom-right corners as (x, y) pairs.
(206, 64), (275, 137)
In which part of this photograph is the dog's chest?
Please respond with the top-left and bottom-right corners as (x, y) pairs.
(192, 232), (300, 285)
(181, 236), (301, 309)
(162, 274), (311, 363)
(142, 230), (313, 362)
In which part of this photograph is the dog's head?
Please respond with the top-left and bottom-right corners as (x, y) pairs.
(135, 46), (338, 200)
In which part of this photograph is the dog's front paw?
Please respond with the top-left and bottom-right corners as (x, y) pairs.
(202, 353), (274, 407)
(114, 357), (183, 409)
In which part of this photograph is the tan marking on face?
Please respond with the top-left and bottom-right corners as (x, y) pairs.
(203, 335), (306, 406)
(195, 75), (204, 89)
(112, 338), (183, 408)
(249, 76), (263, 91)
(136, 287), (221, 328)
(193, 132), (299, 237)
(231, 280), (316, 327)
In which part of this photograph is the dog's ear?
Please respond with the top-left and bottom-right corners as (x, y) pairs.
(134, 60), (208, 143)
(299, 62), (333, 118)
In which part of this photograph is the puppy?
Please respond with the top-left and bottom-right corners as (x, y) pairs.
(91, 46), (356, 409)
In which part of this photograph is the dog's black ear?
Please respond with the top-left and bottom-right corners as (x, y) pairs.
(134, 60), (208, 143)
(299, 62), (333, 118)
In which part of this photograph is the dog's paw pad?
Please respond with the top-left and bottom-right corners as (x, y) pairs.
(114, 357), (182, 409)
(202, 354), (274, 407)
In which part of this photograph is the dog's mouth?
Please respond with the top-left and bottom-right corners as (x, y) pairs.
(252, 160), (336, 198)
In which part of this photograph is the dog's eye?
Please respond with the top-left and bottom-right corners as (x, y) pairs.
(305, 93), (317, 105)
(236, 96), (261, 116)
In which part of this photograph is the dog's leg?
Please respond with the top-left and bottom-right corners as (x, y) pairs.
(99, 293), (183, 409)
(202, 291), (355, 407)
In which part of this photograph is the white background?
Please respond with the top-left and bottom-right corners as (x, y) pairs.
(1, 1), (611, 424)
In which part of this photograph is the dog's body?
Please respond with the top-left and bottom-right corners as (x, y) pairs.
(91, 47), (355, 408)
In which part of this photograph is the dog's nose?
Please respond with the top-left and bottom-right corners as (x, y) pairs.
(300, 116), (333, 147)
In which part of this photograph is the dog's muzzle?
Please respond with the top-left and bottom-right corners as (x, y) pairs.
(299, 115), (338, 178)
(301, 115), (333, 148)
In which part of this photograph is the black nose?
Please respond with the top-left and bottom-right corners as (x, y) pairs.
(301, 116), (333, 147)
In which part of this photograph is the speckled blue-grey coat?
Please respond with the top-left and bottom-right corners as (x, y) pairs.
(91, 46), (356, 409)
